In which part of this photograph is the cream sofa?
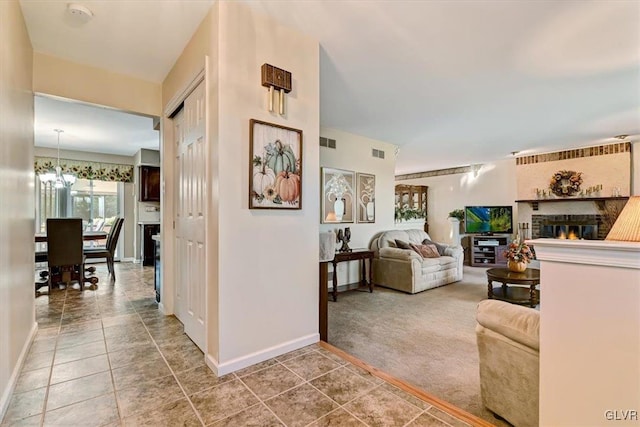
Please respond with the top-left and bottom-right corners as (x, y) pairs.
(369, 229), (463, 294)
(476, 299), (539, 427)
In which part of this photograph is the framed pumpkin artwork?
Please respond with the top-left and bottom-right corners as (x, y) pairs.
(249, 119), (303, 209)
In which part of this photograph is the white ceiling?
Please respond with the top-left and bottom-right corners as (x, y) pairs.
(35, 96), (159, 157)
(20, 0), (640, 173)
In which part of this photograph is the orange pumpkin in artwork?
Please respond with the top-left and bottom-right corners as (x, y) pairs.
(275, 169), (300, 202)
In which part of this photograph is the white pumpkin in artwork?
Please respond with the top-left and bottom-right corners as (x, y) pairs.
(253, 165), (276, 196)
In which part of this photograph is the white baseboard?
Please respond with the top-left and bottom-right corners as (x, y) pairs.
(121, 257), (136, 263)
(0, 322), (38, 420)
(206, 333), (319, 376)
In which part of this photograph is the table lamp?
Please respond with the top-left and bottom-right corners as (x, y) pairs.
(605, 196), (640, 242)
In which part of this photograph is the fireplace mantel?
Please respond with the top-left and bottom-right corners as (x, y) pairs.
(515, 196), (628, 211)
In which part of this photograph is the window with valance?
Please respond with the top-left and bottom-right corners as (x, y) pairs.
(34, 157), (134, 183)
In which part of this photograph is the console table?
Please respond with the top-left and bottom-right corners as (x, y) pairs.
(332, 249), (374, 302)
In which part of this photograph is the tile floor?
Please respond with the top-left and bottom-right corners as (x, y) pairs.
(3, 263), (478, 427)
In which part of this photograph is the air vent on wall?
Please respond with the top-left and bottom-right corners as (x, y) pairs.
(372, 148), (385, 159)
(320, 137), (336, 149)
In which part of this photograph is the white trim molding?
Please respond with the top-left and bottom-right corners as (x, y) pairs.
(0, 322), (37, 419)
(528, 238), (640, 269)
(205, 333), (319, 376)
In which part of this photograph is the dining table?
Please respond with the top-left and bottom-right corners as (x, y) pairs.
(35, 230), (108, 243)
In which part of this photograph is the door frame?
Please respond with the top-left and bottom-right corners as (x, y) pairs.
(160, 67), (206, 318)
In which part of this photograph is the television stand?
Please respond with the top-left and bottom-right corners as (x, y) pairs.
(469, 235), (510, 267)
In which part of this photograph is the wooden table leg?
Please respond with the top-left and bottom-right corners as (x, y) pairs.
(530, 284), (536, 308)
(319, 262), (328, 341)
(367, 256), (373, 293)
(332, 259), (338, 302)
(487, 278), (494, 299)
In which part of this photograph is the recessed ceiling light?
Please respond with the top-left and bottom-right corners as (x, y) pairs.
(614, 134), (628, 140)
(66, 3), (93, 24)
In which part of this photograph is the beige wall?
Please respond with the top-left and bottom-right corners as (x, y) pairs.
(161, 5), (217, 355)
(0, 0), (36, 415)
(33, 52), (162, 117)
(319, 128), (396, 286)
(398, 159), (518, 244)
(534, 240), (640, 426)
(516, 151), (632, 200)
(216, 1), (320, 367)
(162, 1), (320, 372)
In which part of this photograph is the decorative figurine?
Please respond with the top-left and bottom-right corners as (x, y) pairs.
(338, 227), (352, 252)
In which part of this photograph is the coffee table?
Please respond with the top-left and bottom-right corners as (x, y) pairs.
(486, 267), (540, 308)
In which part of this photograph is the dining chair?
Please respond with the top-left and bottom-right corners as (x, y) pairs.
(84, 217), (124, 281)
(46, 218), (97, 291)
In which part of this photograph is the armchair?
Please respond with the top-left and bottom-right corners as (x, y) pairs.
(476, 299), (539, 427)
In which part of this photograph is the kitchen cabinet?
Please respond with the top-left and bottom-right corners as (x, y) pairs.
(139, 166), (160, 202)
(142, 224), (160, 266)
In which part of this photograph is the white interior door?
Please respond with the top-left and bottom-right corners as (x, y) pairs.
(174, 81), (207, 350)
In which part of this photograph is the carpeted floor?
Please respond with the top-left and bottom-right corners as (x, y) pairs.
(328, 266), (510, 426)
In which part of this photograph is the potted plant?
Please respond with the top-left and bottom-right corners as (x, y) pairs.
(448, 209), (465, 234)
(503, 239), (534, 272)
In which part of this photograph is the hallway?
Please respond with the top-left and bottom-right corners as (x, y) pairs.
(2, 264), (477, 426)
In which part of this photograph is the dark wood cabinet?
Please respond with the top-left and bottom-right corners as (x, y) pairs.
(139, 166), (160, 202)
(142, 224), (160, 266)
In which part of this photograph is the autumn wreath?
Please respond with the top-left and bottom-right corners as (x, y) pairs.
(549, 170), (583, 197)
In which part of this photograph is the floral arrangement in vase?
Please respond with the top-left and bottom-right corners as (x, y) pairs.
(503, 239), (534, 272)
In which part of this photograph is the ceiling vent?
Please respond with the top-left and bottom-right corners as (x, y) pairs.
(372, 148), (385, 159)
(320, 137), (336, 149)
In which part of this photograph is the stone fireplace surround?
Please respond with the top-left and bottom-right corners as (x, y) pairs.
(531, 214), (609, 240)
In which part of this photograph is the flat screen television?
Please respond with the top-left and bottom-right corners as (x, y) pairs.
(465, 206), (513, 234)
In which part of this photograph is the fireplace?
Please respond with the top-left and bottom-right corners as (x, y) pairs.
(532, 215), (608, 240)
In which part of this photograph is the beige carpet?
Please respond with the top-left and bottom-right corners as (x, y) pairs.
(328, 266), (509, 426)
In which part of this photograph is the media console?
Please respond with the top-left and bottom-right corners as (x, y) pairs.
(468, 235), (510, 267)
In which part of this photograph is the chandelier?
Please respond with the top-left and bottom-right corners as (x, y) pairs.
(39, 129), (76, 188)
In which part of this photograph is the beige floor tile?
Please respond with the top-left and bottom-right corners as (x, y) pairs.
(43, 392), (119, 427)
(0, 413), (42, 426)
(111, 353), (171, 390)
(121, 398), (201, 427)
(426, 407), (471, 427)
(13, 367), (50, 393)
(174, 365), (234, 395)
(241, 363), (304, 400)
(46, 371), (113, 411)
(310, 366), (377, 405)
(103, 322), (147, 338)
(274, 345), (317, 362)
(2, 388), (46, 423)
(316, 347), (349, 366)
(379, 383), (432, 411)
(264, 383), (338, 427)
(343, 387), (423, 427)
(309, 408), (367, 426)
(107, 343), (161, 369)
(189, 379), (258, 425)
(230, 359), (280, 378)
(54, 339), (106, 365)
(28, 336), (57, 354)
(105, 331), (152, 353)
(116, 375), (184, 418)
(56, 327), (104, 349)
(50, 354), (110, 384)
(283, 351), (341, 381)
(101, 313), (141, 329)
(406, 412), (452, 427)
(163, 347), (206, 373)
(212, 403), (283, 427)
(22, 351), (54, 372)
(59, 319), (102, 334)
